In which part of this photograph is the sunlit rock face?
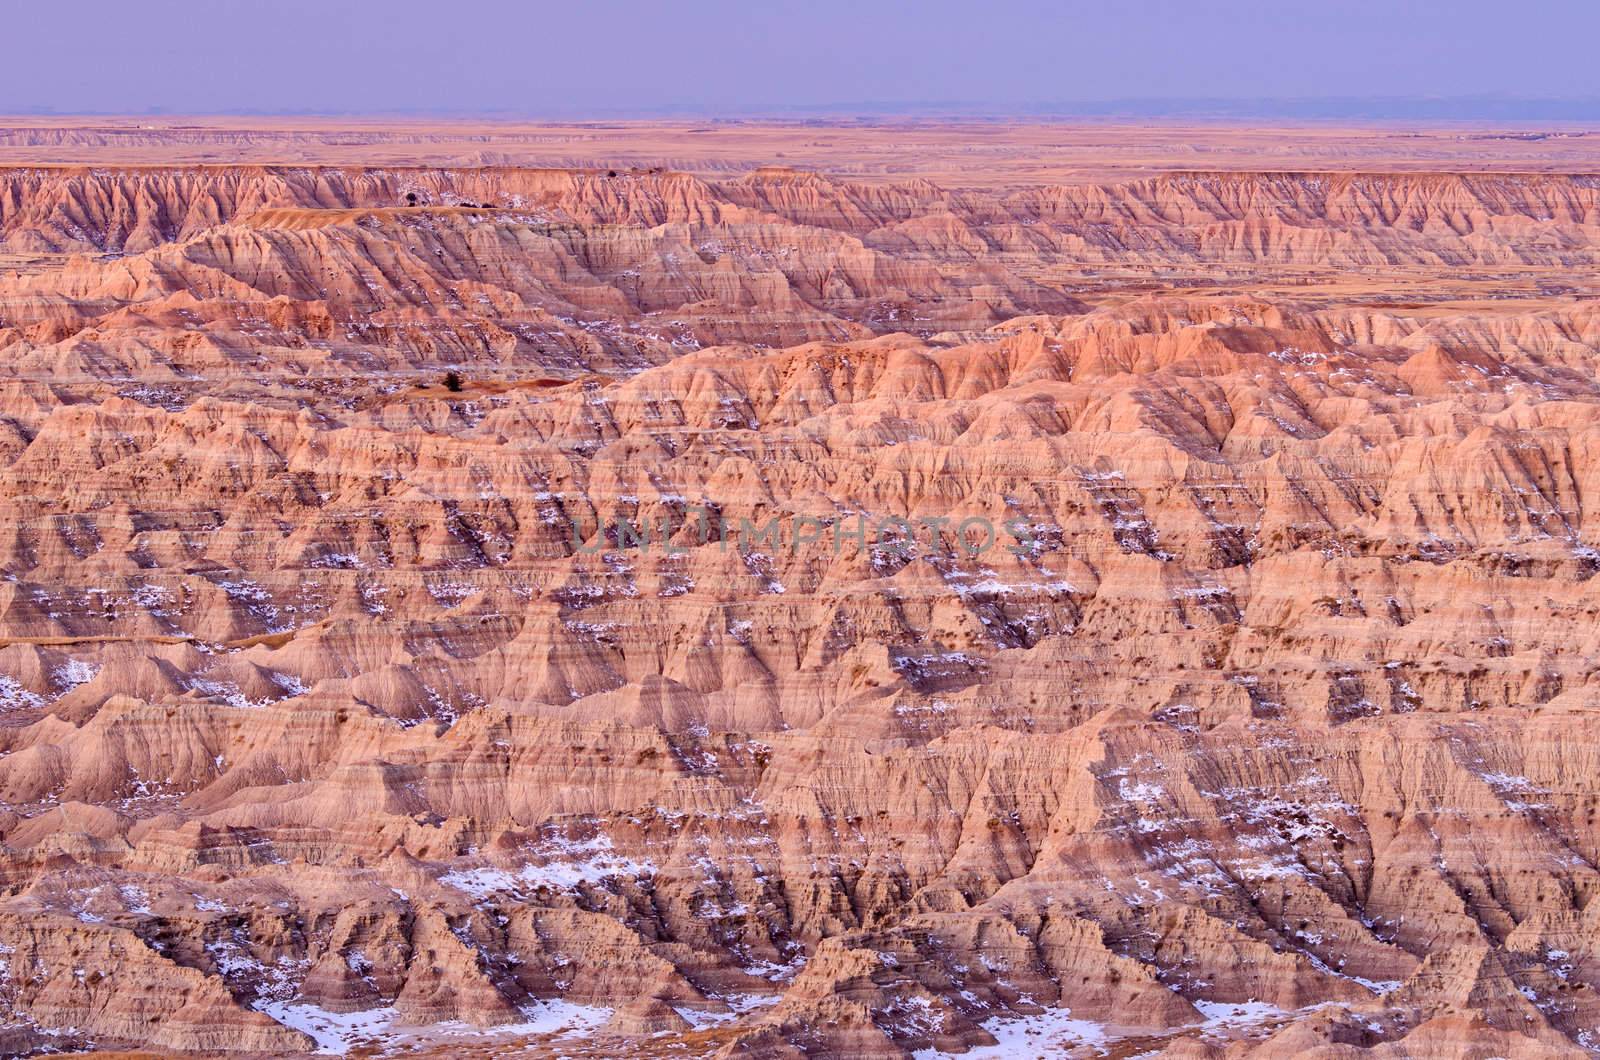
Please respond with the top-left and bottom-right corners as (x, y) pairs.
(1, 127), (1599, 1058)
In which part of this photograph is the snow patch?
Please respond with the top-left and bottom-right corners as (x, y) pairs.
(914, 1007), (1108, 1058)
(440, 834), (653, 897)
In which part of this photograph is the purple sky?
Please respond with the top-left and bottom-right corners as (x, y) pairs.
(8, 0), (1599, 116)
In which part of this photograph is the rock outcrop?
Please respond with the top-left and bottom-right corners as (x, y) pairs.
(0, 129), (1598, 1058)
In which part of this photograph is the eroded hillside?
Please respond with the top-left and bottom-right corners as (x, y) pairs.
(0, 142), (1598, 1058)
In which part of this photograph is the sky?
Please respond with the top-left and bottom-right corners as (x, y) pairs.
(7, 0), (1599, 117)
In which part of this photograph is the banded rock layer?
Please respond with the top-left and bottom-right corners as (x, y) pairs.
(0, 159), (1597, 1058)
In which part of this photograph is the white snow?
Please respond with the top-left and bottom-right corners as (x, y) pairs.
(54, 658), (100, 691)
(269, 670), (310, 696)
(118, 884), (152, 915)
(913, 1007), (1109, 1058)
(1119, 779), (1166, 804)
(1347, 975), (1402, 995)
(1195, 998), (1289, 1027)
(440, 834), (653, 897)
(254, 1003), (397, 1055)
(256, 999), (611, 1055)
(495, 999), (613, 1036)
(0, 674), (44, 710)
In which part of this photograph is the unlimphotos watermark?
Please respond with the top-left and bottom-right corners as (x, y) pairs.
(570, 507), (1053, 558)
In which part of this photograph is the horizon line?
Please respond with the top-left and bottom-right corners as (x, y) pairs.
(5, 95), (1600, 124)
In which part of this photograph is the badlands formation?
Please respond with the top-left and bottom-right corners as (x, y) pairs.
(0, 120), (1596, 1058)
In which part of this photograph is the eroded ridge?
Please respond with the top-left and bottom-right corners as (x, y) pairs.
(0, 149), (1598, 1058)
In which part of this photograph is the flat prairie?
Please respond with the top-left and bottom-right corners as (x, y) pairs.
(6, 114), (1600, 181)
